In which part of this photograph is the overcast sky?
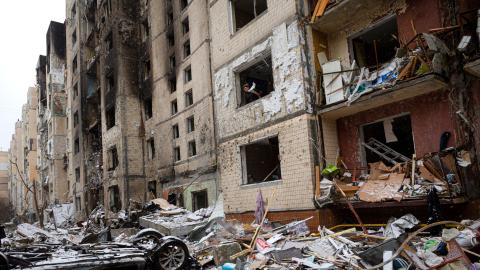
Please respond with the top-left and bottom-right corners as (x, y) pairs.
(0, 1), (65, 151)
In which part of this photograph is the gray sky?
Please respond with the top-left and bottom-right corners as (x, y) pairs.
(0, 1), (65, 151)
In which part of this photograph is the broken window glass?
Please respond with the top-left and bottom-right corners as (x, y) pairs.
(106, 105), (115, 129)
(172, 124), (179, 139)
(185, 89), (193, 107)
(144, 97), (152, 119)
(186, 116), (194, 133)
(184, 66), (192, 83)
(108, 146), (119, 171)
(147, 138), (155, 159)
(174, 146), (181, 161)
(350, 16), (398, 68)
(148, 181), (157, 197)
(171, 99), (178, 115)
(183, 40), (191, 58)
(241, 136), (282, 184)
(231, 0), (268, 32)
(75, 167), (80, 182)
(238, 55), (274, 106)
(188, 140), (196, 157)
(74, 138), (80, 154)
(182, 17), (189, 35)
(192, 189), (208, 211)
(109, 185), (121, 212)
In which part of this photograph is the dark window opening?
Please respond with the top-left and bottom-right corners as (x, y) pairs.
(351, 16), (398, 68)
(183, 40), (191, 58)
(71, 2), (76, 19)
(167, 12), (174, 27)
(172, 124), (179, 139)
(106, 106), (115, 129)
(168, 192), (184, 207)
(108, 146), (119, 171)
(167, 33), (175, 47)
(72, 29), (77, 47)
(362, 114), (414, 165)
(106, 32), (113, 52)
(174, 146), (181, 161)
(109, 185), (121, 212)
(182, 17), (189, 35)
(185, 90), (193, 107)
(180, 0), (189, 10)
(75, 167), (80, 182)
(169, 78), (177, 93)
(141, 19), (149, 42)
(184, 66), (192, 83)
(188, 140), (196, 157)
(72, 55), (78, 74)
(74, 138), (80, 154)
(239, 55), (273, 106)
(186, 116), (194, 133)
(75, 196), (81, 211)
(148, 181), (157, 198)
(73, 83), (78, 98)
(171, 100), (178, 115)
(143, 60), (151, 80)
(106, 75), (115, 93)
(242, 136), (282, 184)
(192, 189), (208, 211)
(74, 111), (79, 127)
(169, 55), (176, 72)
(232, 0), (268, 32)
(144, 97), (153, 119)
(147, 138), (155, 159)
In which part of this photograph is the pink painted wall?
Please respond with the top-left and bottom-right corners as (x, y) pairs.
(337, 91), (456, 170)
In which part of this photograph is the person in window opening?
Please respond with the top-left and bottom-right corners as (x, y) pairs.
(243, 82), (262, 103)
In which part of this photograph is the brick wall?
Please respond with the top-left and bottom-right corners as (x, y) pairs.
(219, 114), (316, 213)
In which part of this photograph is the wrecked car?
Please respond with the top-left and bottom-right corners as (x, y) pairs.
(0, 229), (190, 270)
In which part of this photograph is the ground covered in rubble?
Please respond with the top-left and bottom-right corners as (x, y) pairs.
(1, 196), (480, 269)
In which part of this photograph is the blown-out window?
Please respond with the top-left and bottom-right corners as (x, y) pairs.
(231, 0), (267, 32)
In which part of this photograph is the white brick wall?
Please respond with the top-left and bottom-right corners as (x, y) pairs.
(219, 114), (315, 213)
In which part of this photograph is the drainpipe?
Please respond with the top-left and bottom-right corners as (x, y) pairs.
(206, 0), (220, 201)
(297, 0), (327, 207)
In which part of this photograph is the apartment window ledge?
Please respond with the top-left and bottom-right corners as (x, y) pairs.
(240, 179), (282, 189)
(235, 90), (274, 112)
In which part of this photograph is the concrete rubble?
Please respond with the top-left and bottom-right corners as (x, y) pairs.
(1, 193), (480, 269)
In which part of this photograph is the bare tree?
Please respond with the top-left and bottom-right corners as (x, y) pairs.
(9, 159), (44, 228)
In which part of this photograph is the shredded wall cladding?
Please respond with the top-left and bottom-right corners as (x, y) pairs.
(213, 21), (308, 138)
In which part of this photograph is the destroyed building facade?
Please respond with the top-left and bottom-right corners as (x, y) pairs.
(37, 22), (68, 207)
(144, 0), (218, 211)
(0, 151), (9, 222)
(8, 87), (39, 219)
(209, 0), (319, 223)
(311, 0), (480, 222)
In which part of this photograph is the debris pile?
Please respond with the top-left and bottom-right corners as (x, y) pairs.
(317, 145), (470, 206)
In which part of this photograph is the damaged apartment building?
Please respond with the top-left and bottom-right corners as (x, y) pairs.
(9, 87), (39, 219)
(65, 0), (218, 216)
(209, 0), (319, 223)
(310, 0), (480, 224)
(36, 22), (68, 207)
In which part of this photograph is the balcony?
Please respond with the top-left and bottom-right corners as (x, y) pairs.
(318, 74), (447, 120)
(464, 58), (480, 78)
(311, 0), (394, 33)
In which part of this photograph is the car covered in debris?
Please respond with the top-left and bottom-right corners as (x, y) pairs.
(0, 229), (191, 270)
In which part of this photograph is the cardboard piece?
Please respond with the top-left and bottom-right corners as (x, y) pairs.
(358, 173), (405, 202)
